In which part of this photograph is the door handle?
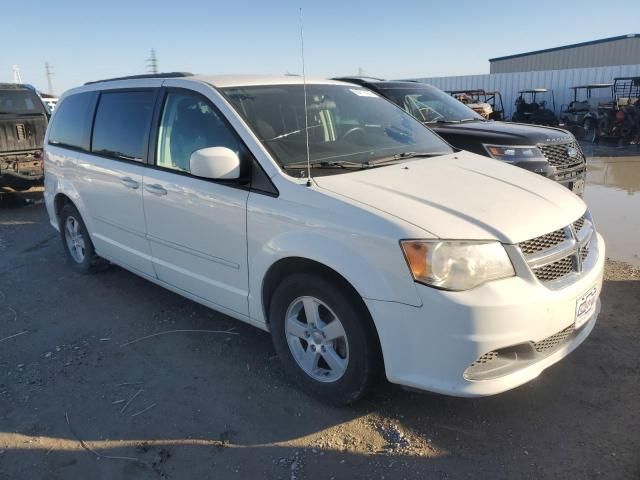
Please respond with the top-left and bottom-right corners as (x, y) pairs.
(121, 177), (139, 189)
(144, 183), (168, 196)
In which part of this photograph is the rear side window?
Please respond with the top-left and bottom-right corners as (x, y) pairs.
(48, 92), (96, 150)
(91, 91), (155, 161)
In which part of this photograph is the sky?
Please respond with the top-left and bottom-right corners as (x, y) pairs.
(1, 0), (638, 95)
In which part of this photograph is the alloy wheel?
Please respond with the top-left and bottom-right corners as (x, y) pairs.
(285, 296), (349, 382)
(64, 216), (86, 263)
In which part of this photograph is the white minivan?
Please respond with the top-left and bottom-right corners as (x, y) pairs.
(44, 74), (604, 404)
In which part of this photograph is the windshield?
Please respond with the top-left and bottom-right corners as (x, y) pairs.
(377, 84), (484, 123)
(221, 84), (452, 172)
(0, 90), (47, 115)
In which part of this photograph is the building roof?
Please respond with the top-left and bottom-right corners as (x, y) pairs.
(490, 34), (638, 62)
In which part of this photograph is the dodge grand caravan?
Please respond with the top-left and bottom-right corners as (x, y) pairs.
(44, 73), (604, 404)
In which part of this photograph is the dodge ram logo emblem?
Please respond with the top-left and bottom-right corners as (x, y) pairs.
(567, 147), (578, 158)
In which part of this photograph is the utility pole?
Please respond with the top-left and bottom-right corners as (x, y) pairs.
(146, 49), (159, 74)
(357, 66), (364, 77)
(45, 62), (55, 95)
(12, 65), (23, 83)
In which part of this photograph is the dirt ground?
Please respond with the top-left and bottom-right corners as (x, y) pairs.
(0, 194), (639, 480)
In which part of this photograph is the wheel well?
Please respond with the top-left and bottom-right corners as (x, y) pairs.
(261, 257), (384, 362)
(53, 193), (72, 226)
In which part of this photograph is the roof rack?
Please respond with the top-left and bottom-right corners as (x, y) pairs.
(84, 72), (194, 85)
(332, 76), (386, 83)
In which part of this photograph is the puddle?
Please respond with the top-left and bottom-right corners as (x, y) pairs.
(581, 142), (640, 267)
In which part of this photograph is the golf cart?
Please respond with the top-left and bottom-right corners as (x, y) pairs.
(593, 77), (640, 145)
(511, 89), (559, 126)
(560, 84), (614, 131)
(447, 89), (506, 121)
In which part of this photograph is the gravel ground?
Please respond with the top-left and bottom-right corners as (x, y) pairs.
(0, 199), (638, 479)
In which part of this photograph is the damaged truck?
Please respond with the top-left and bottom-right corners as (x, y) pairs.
(0, 83), (49, 190)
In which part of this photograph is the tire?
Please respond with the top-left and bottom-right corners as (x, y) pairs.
(59, 203), (99, 273)
(269, 273), (381, 405)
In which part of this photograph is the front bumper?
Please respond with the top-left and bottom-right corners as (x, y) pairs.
(366, 233), (605, 397)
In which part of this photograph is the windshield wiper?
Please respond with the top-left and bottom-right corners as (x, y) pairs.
(425, 119), (459, 125)
(284, 160), (365, 170)
(365, 152), (450, 166)
(284, 152), (450, 170)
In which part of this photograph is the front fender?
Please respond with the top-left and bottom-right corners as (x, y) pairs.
(246, 192), (423, 326)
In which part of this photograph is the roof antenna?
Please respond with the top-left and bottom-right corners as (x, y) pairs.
(299, 7), (312, 187)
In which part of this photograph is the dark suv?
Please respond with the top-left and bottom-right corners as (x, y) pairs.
(335, 77), (586, 195)
(0, 83), (49, 190)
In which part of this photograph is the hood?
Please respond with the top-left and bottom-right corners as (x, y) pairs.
(314, 151), (586, 244)
(431, 121), (573, 145)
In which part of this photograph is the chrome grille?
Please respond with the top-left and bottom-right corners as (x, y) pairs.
(533, 325), (575, 353)
(518, 211), (594, 285)
(532, 256), (574, 282)
(519, 229), (566, 255)
(539, 142), (585, 171)
(580, 243), (589, 261)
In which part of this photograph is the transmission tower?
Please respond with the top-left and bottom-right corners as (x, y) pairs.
(146, 49), (159, 74)
(12, 65), (23, 83)
(45, 62), (55, 95)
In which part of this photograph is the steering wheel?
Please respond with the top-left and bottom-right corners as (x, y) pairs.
(341, 126), (366, 143)
(418, 106), (445, 122)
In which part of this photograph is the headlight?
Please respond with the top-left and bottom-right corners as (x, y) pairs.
(483, 144), (545, 163)
(400, 240), (515, 291)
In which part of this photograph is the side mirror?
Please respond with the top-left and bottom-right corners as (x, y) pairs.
(189, 147), (241, 180)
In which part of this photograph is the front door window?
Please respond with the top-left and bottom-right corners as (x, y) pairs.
(156, 92), (240, 172)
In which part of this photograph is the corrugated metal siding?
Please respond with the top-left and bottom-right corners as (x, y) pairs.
(411, 64), (640, 119)
(490, 37), (640, 73)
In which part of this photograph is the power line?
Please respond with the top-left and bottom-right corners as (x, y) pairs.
(146, 49), (158, 74)
(45, 62), (55, 95)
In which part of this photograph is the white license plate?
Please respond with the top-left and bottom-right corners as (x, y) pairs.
(575, 287), (597, 329)
(572, 179), (585, 195)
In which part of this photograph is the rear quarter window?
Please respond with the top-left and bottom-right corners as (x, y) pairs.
(48, 92), (97, 150)
(91, 91), (155, 161)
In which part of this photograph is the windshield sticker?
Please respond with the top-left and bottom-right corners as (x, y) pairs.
(349, 89), (378, 98)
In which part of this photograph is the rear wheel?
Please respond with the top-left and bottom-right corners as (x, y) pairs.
(269, 273), (381, 405)
(59, 203), (99, 273)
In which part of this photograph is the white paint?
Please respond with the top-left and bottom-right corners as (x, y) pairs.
(44, 75), (606, 398)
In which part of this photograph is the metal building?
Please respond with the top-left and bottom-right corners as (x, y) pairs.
(413, 64), (640, 119)
(490, 34), (640, 74)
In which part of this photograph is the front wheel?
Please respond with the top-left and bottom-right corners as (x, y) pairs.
(269, 273), (381, 405)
